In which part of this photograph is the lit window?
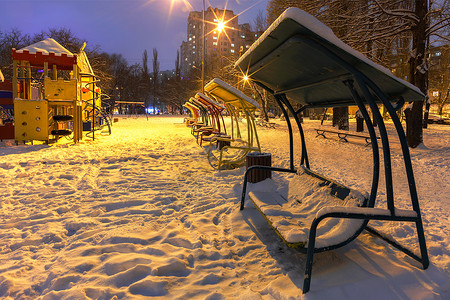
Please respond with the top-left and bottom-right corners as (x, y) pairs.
(193, 46), (195, 49)
(231, 43), (234, 47)
(213, 42), (217, 46)
(214, 19), (217, 22)
(433, 91), (439, 97)
(189, 37), (192, 41)
(193, 51), (195, 54)
(241, 35), (245, 38)
(193, 25), (196, 28)
(246, 45), (249, 48)
(435, 52), (441, 56)
(231, 49), (235, 53)
(213, 36), (217, 40)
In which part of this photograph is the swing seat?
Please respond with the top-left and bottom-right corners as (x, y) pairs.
(208, 137), (259, 170)
(248, 166), (368, 249)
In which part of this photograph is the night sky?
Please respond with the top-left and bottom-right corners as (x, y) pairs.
(1, 0), (269, 70)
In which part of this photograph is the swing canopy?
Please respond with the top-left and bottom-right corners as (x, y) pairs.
(235, 8), (424, 107)
(195, 92), (226, 111)
(204, 78), (260, 110)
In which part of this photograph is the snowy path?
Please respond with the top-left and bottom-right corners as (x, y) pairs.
(0, 116), (448, 299)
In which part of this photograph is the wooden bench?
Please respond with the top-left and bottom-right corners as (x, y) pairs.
(256, 119), (277, 128)
(315, 127), (378, 146)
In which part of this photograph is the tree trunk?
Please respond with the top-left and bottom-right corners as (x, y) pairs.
(332, 107), (349, 130)
(406, 0), (428, 148)
(252, 83), (269, 121)
(423, 95), (430, 128)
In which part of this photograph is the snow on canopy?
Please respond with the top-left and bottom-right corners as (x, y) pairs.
(205, 78), (260, 110)
(196, 92), (226, 110)
(235, 7), (423, 97)
(17, 38), (74, 57)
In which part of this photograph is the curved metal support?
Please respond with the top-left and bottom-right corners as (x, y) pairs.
(343, 80), (380, 208)
(279, 94), (310, 169)
(254, 81), (299, 171)
(273, 94), (296, 171)
(363, 79), (429, 269)
(353, 76), (395, 214)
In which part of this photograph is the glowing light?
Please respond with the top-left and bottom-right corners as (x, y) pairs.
(243, 75), (248, 81)
(217, 20), (225, 33)
(198, 0), (265, 49)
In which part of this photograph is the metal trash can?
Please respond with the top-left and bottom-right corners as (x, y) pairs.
(246, 152), (272, 183)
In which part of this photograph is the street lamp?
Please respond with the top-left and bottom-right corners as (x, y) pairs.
(216, 19), (225, 33)
(201, 3), (236, 93)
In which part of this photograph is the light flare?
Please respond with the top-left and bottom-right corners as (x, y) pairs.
(168, 0), (193, 19)
(216, 19), (225, 33)
(199, 0), (266, 47)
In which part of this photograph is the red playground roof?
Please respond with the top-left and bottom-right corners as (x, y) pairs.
(12, 38), (77, 70)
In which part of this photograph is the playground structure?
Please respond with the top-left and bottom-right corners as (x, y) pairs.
(236, 8), (428, 294)
(203, 78), (261, 170)
(3, 38), (111, 145)
(0, 77), (14, 141)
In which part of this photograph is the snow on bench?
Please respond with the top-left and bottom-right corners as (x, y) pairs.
(248, 167), (368, 249)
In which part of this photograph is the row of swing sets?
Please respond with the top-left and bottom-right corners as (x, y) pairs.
(183, 78), (261, 170)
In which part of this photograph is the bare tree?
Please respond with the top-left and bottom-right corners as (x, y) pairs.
(429, 45), (449, 116)
(141, 50), (151, 108)
(152, 48), (160, 114)
(0, 28), (31, 80)
(266, 0), (450, 147)
(253, 10), (267, 34)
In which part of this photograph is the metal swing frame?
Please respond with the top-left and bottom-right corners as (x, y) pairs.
(239, 34), (429, 293)
(204, 79), (262, 170)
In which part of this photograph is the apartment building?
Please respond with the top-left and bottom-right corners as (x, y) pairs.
(180, 7), (258, 76)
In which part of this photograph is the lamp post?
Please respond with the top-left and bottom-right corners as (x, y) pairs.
(202, 0), (205, 94)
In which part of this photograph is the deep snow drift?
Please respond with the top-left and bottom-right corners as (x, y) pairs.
(0, 115), (448, 299)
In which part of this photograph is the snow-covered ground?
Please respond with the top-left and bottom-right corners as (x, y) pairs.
(0, 115), (448, 299)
